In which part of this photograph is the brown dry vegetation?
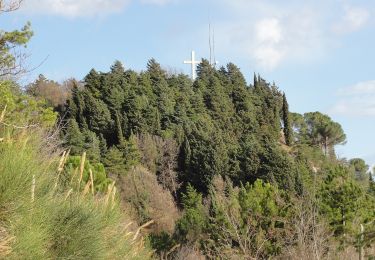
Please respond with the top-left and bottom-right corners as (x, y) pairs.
(119, 165), (180, 235)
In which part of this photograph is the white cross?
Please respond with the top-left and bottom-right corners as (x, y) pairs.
(184, 50), (199, 80)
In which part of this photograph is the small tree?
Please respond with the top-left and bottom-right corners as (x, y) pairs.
(64, 119), (85, 155)
(319, 165), (363, 237)
(175, 184), (207, 243)
(208, 178), (287, 258)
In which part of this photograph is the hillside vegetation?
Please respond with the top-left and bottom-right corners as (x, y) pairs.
(44, 59), (373, 259)
(1, 3), (375, 258)
(0, 81), (152, 259)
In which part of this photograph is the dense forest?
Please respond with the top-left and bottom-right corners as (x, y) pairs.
(1, 2), (375, 259)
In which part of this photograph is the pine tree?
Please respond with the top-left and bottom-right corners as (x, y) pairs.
(110, 60), (125, 75)
(83, 130), (101, 163)
(103, 146), (126, 176)
(64, 119), (85, 155)
(175, 184), (207, 243)
(304, 112), (346, 156)
(319, 165), (363, 236)
(84, 69), (102, 98)
(0, 21), (33, 76)
(147, 58), (166, 85)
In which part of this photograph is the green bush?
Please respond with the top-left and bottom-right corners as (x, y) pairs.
(0, 131), (151, 259)
(64, 155), (111, 192)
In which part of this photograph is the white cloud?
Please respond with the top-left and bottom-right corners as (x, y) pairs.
(214, 0), (372, 70)
(255, 18), (282, 44)
(140, 0), (174, 5)
(23, 0), (130, 17)
(330, 80), (375, 117)
(215, 5), (326, 70)
(252, 18), (284, 69)
(22, 0), (173, 17)
(333, 5), (370, 34)
(338, 80), (375, 95)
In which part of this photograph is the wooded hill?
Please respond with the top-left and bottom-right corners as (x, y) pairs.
(26, 58), (375, 258)
(1, 5), (375, 257)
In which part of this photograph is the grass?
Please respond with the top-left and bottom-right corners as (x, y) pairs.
(0, 128), (152, 259)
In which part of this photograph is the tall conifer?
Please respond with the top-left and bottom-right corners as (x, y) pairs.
(282, 93), (292, 146)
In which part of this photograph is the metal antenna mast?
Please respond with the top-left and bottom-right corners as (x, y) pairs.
(213, 26), (217, 68)
(209, 22), (212, 65)
(208, 15), (218, 67)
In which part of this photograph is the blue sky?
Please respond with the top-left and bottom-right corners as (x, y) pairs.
(2, 0), (375, 169)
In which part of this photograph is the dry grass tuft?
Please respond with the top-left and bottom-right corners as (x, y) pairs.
(0, 226), (14, 258)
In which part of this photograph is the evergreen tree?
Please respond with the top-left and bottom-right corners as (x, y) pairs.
(64, 119), (85, 155)
(175, 184), (207, 243)
(83, 91), (113, 135)
(319, 165), (363, 236)
(103, 146), (126, 176)
(82, 130), (101, 163)
(369, 172), (375, 196)
(147, 58), (166, 85)
(84, 69), (102, 98)
(282, 93), (292, 146)
(99, 133), (108, 159)
(304, 112), (346, 156)
(110, 60), (125, 75)
(118, 133), (141, 170)
(0, 21), (33, 77)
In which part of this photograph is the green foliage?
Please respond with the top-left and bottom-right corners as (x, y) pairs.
(0, 130), (151, 259)
(0, 21), (33, 77)
(304, 112), (346, 156)
(0, 80), (57, 127)
(282, 93), (292, 145)
(349, 158), (369, 183)
(207, 178), (288, 258)
(238, 179), (280, 222)
(319, 165), (365, 236)
(176, 184), (207, 243)
(57, 59), (375, 258)
(64, 156), (111, 192)
(62, 59), (299, 194)
(103, 135), (141, 175)
(148, 232), (175, 256)
(64, 118), (85, 155)
(369, 173), (375, 196)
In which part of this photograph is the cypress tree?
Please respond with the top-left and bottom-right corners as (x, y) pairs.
(179, 136), (191, 173)
(115, 111), (124, 144)
(369, 172), (375, 196)
(99, 133), (108, 159)
(282, 93), (292, 146)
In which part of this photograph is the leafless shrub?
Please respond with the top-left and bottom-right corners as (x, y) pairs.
(136, 134), (180, 197)
(173, 245), (206, 260)
(26, 76), (75, 107)
(119, 166), (180, 234)
(155, 136), (180, 197)
(280, 195), (332, 260)
(136, 134), (158, 172)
